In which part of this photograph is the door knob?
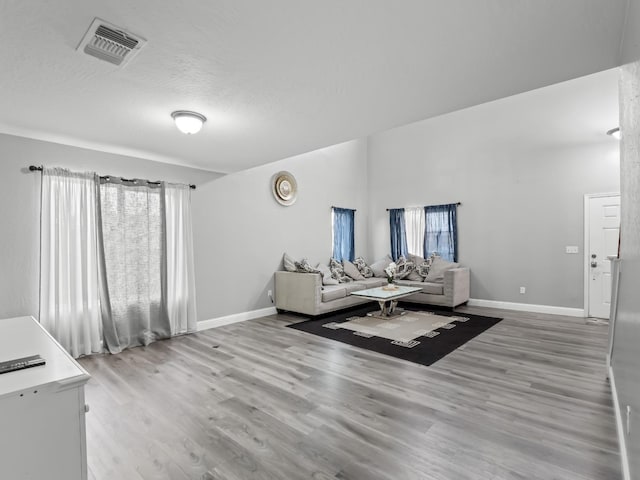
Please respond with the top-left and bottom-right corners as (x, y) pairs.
(591, 261), (598, 268)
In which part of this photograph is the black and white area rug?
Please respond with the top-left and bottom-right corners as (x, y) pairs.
(287, 304), (502, 366)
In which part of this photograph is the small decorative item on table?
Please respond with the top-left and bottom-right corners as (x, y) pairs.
(383, 262), (399, 290)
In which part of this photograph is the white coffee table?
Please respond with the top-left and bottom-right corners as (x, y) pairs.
(350, 285), (422, 318)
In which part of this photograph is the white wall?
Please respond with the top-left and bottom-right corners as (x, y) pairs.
(192, 139), (368, 320)
(0, 70), (622, 321)
(367, 70), (620, 309)
(620, 0), (640, 65)
(0, 132), (367, 324)
(0, 133), (220, 319)
(611, 58), (640, 479)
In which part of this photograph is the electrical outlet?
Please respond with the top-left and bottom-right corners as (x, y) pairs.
(519, 287), (526, 294)
(267, 289), (273, 304)
(627, 405), (631, 435)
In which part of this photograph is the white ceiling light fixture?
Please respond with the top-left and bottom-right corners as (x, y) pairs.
(171, 111), (207, 135)
(606, 127), (621, 140)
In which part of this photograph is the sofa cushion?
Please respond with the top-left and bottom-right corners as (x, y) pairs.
(370, 255), (393, 278)
(316, 263), (339, 285)
(322, 285), (347, 302)
(344, 282), (367, 294)
(343, 260), (365, 280)
(422, 282), (444, 295)
(396, 279), (444, 295)
(423, 256), (460, 283)
(353, 256), (374, 278)
(357, 278), (387, 288)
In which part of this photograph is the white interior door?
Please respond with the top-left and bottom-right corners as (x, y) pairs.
(587, 194), (620, 319)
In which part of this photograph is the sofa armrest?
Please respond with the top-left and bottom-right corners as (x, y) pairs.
(443, 267), (470, 307)
(275, 271), (322, 315)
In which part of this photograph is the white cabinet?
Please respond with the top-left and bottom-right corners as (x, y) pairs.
(0, 316), (91, 480)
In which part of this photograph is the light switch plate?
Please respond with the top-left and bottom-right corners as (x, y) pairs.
(565, 246), (579, 254)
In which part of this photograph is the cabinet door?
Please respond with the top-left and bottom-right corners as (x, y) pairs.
(0, 386), (86, 480)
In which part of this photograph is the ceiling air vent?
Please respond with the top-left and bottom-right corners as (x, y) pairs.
(76, 18), (146, 67)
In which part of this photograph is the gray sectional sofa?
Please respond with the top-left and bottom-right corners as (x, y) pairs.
(275, 267), (470, 316)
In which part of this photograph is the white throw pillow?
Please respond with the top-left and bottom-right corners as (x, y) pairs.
(283, 253), (298, 272)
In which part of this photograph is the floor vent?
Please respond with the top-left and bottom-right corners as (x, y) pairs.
(76, 18), (146, 67)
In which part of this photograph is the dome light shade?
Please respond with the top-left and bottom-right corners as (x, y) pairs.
(171, 110), (206, 134)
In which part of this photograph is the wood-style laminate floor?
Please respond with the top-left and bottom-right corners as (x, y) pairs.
(78, 305), (621, 480)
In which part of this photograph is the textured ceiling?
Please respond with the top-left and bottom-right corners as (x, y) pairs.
(0, 0), (628, 173)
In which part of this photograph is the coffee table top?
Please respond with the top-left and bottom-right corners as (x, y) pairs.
(350, 285), (422, 301)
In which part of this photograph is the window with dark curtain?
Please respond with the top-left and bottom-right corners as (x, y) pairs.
(423, 203), (458, 262)
(388, 208), (408, 261)
(332, 207), (355, 261)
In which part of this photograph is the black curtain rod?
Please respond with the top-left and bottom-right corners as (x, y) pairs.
(28, 165), (196, 190)
(386, 202), (461, 211)
(331, 206), (357, 211)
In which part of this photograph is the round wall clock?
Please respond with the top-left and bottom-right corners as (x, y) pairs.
(271, 171), (298, 206)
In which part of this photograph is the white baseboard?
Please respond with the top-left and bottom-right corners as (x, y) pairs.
(197, 306), (278, 331)
(467, 298), (585, 317)
(609, 366), (631, 480)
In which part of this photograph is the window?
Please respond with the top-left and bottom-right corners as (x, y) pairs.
(38, 167), (197, 358)
(392, 203), (458, 261)
(404, 207), (425, 256)
(332, 207), (355, 261)
(424, 204), (458, 262)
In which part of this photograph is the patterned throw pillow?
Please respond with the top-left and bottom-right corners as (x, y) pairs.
(329, 257), (352, 283)
(394, 256), (416, 280)
(295, 258), (320, 274)
(353, 256), (374, 278)
(416, 253), (439, 279)
(406, 254), (425, 281)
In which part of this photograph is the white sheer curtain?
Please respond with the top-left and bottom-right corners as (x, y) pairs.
(39, 169), (197, 357)
(39, 168), (103, 358)
(165, 184), (197, 335)
(404, 206), (426, 257)
(97, 180), (170, 353)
